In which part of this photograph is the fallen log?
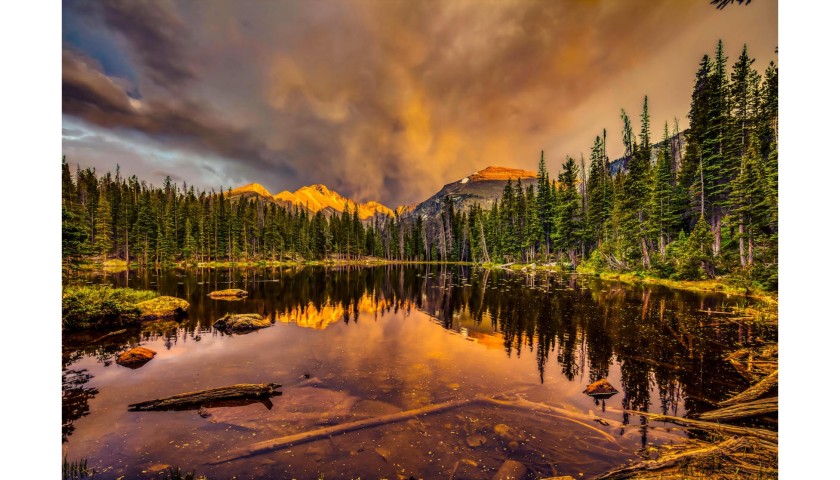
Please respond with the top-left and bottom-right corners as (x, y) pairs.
(696, 397), (778, 422)
(718, 370), (778, 407)
(128, 383), (281, 412)
(594, 436), (777, 480)
(627, 410), (777, 442)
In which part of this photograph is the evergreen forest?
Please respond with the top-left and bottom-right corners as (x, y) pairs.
(62, 40), (777, 289)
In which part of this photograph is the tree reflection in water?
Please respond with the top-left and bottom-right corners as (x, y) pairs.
(69, 265), (772, 440)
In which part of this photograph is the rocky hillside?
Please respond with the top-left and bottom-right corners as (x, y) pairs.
(403, 166), (538, 219)
(608, 130), (687, 175)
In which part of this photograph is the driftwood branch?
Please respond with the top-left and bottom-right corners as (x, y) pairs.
(696, 397), (778, 422)
(594, 436), (777, 480)
(128, 383), (281, 412)
(718, 370), (778, 407)
(627, 410), (777, 442)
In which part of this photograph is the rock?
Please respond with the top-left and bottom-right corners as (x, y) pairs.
(208, 289), (248, 299)
(136, 296), (189, 320)
(214, 313), (271, 332)
(466, 434), (487, 448)
(493, 424), (518, 443)
(116, 346), (156, 368)
(542, 477), (575, 480)
(374, 447), (392, 462)
(492, 459), (527, 480)
(198, 406), (212, 418)
(583, 379), (619, 398)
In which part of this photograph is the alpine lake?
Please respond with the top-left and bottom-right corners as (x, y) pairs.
(62, 265), (774, 479)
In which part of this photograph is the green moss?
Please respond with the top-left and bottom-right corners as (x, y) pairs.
(590, 272), (777, 303)
(62, 285), (158, 330)
(214, 313), (271, 331)
(136, 296), (190, 320)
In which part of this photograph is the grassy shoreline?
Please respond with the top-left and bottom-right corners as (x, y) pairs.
(68, 258), (776, 302)
(579, 271), (777, 304)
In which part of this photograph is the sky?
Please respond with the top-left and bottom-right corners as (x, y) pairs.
(61, 0), (777, 208)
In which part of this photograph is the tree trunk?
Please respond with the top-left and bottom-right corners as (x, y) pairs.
(738, 220), (746, 267)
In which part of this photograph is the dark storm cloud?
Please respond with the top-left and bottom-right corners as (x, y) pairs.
(62, 0), (778, 207)
(64, 0), (195, 89)
(62, 48), (296, 179)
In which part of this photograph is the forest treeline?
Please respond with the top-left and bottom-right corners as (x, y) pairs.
(62, 40), (777, 289)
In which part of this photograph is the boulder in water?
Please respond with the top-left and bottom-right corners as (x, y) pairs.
(214, 313), (271, 331)
(136, 296), (189, 320)
(116, 346), (156, 368)
(208, 289), (248, 299)
(583, 379), (619, 398)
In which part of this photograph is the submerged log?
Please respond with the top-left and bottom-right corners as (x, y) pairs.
(696, 397), (778, 422)
(718, 370), (778, 407)
(213, 393), (636, 465)
(211, 396), (479, 464)
(128, 383), (281, 412)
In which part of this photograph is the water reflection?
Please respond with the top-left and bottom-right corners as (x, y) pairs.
(62, 369), (98, 442)
(62, 265), (771, 477)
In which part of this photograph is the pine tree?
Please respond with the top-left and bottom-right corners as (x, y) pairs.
(93, 182), (112, 261)
(648, 123), (679, 259)
(535, 151), (554, 255)
(552, 157), (582, 266)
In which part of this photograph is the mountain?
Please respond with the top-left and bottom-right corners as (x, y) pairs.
(274, 184), (394, 220)
(227, 182), (393, 220)
(226, 182), (274, 200)
(226, 165), (539, 221)
(404, 166), (538, 219)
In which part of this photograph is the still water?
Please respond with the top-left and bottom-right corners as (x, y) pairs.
(62, 265), (768, 479)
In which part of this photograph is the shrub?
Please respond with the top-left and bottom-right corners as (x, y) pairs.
(62, 285), (158, 330)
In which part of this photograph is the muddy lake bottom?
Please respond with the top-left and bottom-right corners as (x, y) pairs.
(62, 265), (774, 479)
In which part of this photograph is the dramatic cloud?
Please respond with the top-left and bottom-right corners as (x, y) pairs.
(62, 0), (777, 207)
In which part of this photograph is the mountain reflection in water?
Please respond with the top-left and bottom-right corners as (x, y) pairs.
(62, 265), (770, 479)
